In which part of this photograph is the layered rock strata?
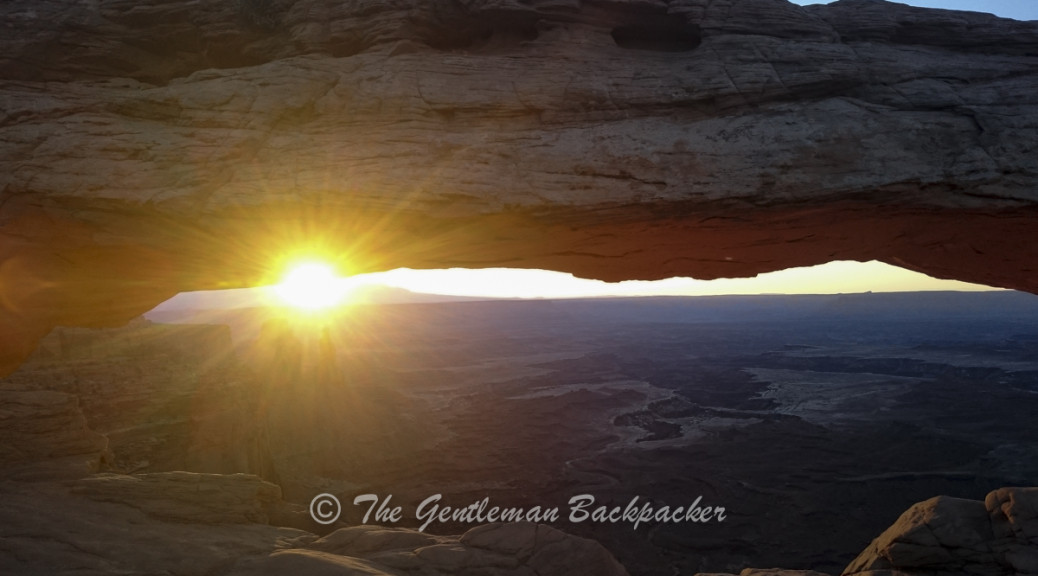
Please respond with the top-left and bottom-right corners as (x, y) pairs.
(2, 0), (1038, 373)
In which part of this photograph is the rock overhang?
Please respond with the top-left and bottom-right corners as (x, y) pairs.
(1, 0), (1037, 374)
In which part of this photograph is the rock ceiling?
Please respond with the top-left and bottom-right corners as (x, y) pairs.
(2, 0), (1037, 373)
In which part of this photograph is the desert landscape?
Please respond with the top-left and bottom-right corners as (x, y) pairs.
(4, 291), (1038, 574)
(3, 0), (1038, 574)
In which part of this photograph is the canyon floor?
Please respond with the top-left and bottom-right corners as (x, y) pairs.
(4, 291), (1038, 575)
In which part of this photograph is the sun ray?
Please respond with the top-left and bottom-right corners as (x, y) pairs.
(273, 262), (351, 311)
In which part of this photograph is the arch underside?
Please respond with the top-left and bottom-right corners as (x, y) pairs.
(1, 0), (1037, 374)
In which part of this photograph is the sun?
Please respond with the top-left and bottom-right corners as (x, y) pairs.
(273, 262), (350, 311)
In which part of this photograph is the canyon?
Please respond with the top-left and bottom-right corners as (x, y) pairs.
(2, 0), (1038, 574)
(5, 293), (1038, 574)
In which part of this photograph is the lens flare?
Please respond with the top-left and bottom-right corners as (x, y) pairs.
(273, 262), (349, 310)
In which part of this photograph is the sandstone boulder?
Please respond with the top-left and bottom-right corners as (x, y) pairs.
(843, 488), (1038, 576)
(986, 487), (1038, 575)
(700, 487), (1038, 576)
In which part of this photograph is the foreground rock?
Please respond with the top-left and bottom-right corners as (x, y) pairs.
(843, 487), (1038, 576)
(695, 487), (1038, 576)
(705, 487), (1038, 576)
(0, 321), (265, 477)
(73, 471), (286, 524)
(0, 474), (628, 576)
(0, 388), (110, 480)
(2, 469), (1037, 576)
(695, 571), (832, 576)
(231, 522), (630, 576)
(0, 478), (315, 576)
(2, 0), (1038, 373)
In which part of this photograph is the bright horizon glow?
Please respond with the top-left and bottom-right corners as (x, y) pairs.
(359, 260), (997, 299)
(789, 0), (1038, 21)
(151, 260), (1002, 313)
(272, 262), (353, 310)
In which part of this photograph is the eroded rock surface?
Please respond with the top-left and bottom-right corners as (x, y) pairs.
(230, 522), (631, 576)
(0, 318), (435, 503)
(73, 471), (286, 524)
(0, 477), (315, 576)
(844, 487), (1038, 576)
(695, 570), (833, 576)
(2, 0), (1038, 373)
(0, 474), (629, 576)
(0, 388), (110, 480)
(695, 488), (1038, 576)
(1, 315), (1037, 575)
(5, 473), (1038, 576)
(0, 321), (264, 474)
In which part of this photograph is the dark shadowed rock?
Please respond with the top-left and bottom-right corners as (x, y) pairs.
(309, 526), (441, 557)
(0, 479), (315, 575)
(695, 568), (833, 575)
(230, 522), (629, 576)
(73, 471), (286, 524)
(986, 487), (1038, 575)
(804, 0), (1038, 55)
(466, 522), (630, 575)
(699, 488), (1038, 576)
(0, 388), (110, 479)
(843, 488), (1038, 576)
(0, 321), (270, 478)
(1, 463), (628, 575)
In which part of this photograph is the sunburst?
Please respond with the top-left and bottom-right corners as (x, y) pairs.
(273, 262), (351, 311)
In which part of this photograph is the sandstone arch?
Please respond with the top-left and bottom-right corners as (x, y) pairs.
(2, 0), (1037, 374)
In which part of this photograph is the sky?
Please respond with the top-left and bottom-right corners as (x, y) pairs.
(151, 260), (1000, 312)
(789, 0), (1038, 21)
(349, 261), (995, 299)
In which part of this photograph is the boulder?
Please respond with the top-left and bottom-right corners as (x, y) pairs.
(843, 488), (1038, 576)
